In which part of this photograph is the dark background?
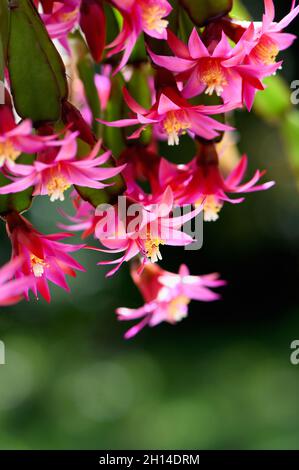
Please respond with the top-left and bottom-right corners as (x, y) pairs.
(0, 0), (298, 449)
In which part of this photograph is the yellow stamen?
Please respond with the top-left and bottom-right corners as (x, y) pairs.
(197, 195), (223, 222)
(252, 36), (279, 65)
(0, 140), (21, 167)
(201, 59), (228, 97)
(30, 254), (47, 278)
(167, 295), (190, 322)
(163, 111), (190, 146)
(144, 236), (165, 263)
(141, 4), (169, 34)
(47, 175), (71, 202)
(60, 8), (79, 23)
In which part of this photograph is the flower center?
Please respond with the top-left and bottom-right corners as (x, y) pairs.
(251, 36), (279, 65)
(197, 195), (223, 222)
(0, 140), (21, 167)
(30, 254), (47, 278)
(201, 59), (228, 97)
(47, 175), (71, 202)
(163, 111), (191, 146)
(144, 236), (165, 263)
(167, 295), (190, 322)
(140, 2), (169, 34)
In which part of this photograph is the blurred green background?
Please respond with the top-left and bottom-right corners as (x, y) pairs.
(0, 1), (299, 450)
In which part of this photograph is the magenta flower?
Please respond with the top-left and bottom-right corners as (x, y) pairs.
(148, 28), (281, 110)
(232, 0), (299, 67)
(0, 257), (34, 307)
(90, 186), (202, 276)
(116, 263), (226, 338)
(6, 212), (85, 303)
(107, 0), (172, 72)
(100, 86), (236, 145)
(41, 0), (80, 52)
(0, 133), (125, 202)
(159, 150), (275, 221)
(0, 117), (66, 169)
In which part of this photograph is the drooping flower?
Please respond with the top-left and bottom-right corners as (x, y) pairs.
(159, 143), (275, 221)
(0, 133), (125, 202)
(90, 186), (202, 276)
(99, 86), (236, 145)
(41, 0), (81, 52)
(116, 262), (226, 338)
(5, 212), (85, 302)
(0, 257), (34, 307)
(107, 0), (172, 72)
(148, 28), (281, 110)
(0, 102), (65, 168)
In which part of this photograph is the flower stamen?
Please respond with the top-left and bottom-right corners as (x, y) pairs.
(30, 254), (47, 278)
(140, 3), (169, 34)
(47, 175), (71, 202)
(163, 111), (190, 146)
(201, 59), (228, 97)
(0, 140), (21, 167)
(197, 195), (223, 222)
(144, 236), (165, 263)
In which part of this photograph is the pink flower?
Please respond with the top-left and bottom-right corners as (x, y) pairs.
(5, 212), (85, 303)
(100, 86), (236, 145)
(148, 28), (281, 110)
(116, 263), (226, 338)
(107, 0), (172, 72)
(90, 186), (202, 276)
(0, 113), (65, 169)
(0, 133), (125, 202)
(0, 257), (34, 307)
(231, 0), (299, 67)
(159, 144), (275, 221)
(41, 0), (80, 52)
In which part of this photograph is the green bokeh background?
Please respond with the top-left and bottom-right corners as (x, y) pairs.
(0, 1), (299, 450)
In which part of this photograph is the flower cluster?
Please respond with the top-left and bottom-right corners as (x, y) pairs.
(0, 0), (297, 337)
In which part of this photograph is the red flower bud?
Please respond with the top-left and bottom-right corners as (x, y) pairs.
(80, 0), (106, 63)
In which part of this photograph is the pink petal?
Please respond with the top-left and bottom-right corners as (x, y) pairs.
(55, 133), (77, 161)
(123, 88), (147, 114)
(188, 27), (210, 59)
(225, 155), (248, 186)
(98, 118), (139, 128)
(148, 49), (195, 72)
(212, 31), (232, 58)
(157, 94), (181, 114)
(276, 4), (299, 30)
(0, 173), (36, 194)
(263, 0), (275, 28)
(124, 317), (150, 339)
(183, 68), (205, 99)
(179, 264), (190, 277)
